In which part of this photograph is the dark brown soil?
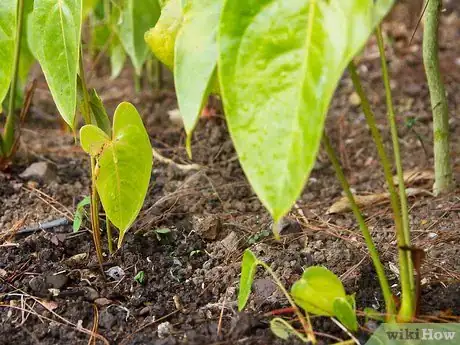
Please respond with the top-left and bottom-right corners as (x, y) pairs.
(2, 6), (460, 345)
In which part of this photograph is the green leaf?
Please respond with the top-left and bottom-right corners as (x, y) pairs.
(0, 0), (16, 105)
(134, 270), (145, 284)
(82, 0), (98, 20)
(155, 228), (171, 234)
(119, 0), (160, 75)
(174, 0), (222, 153)
(80, 102), (152, 247)
(291, 266), (346, 316)
(333, 297), (358, 332)
(144, 0), (182, 71)
(110, 35), (126, 79)
(218, 0), (395, 221)
(88, 89), (111, 135)
(238, 249), (259, 311)
(270, 317), (308, 342)
(30, 0), (82, 128)
(73, 196), (91, 232)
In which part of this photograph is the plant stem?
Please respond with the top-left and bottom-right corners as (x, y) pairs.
(259, 261), (316, 344)
(2, 0), (25, 155)
(376, 25), (415, 308)
(423, 0), (453, 196)
(79, 50), (104, 272)
(134, 73), (141, 93)
(322, 133), (396, 321)
(90, 158), (104, 269)
(348, 62), (414, 321)
(106, 215), (113, 254)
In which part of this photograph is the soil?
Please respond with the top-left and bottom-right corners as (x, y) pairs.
(2, 5), (460, 345)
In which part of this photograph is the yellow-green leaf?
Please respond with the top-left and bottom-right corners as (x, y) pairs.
(218, 0), (395, 222)
(80, 102), (152, 247)
(174, 0), (222, 153)
(0, 0), (16, 105)
(30, 0), (82, 128)
(119, 0), (160, 75)
(291, 266), (346, 316)
(144, 0), (182, 71)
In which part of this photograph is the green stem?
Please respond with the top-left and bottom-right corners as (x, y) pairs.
(348, 62), (414, 322)
(156, 59), (163, 89)
(134, 73), (141, 93)
(259, 261), (316, 344)
(79, 49), (104, 272)
(323, 133), (396, 321)
(423, 0), (453, 195)
(2, 0), (25, 155)
(376, 26), (415, 311)
(106, 215), (113, 254)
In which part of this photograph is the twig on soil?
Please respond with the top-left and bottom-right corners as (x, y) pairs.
(22, 186), (74, 220)
(0, 284), (110, 345)
(14, 218), (70, 237)
(152, 147), (201, 171)
(217, 290), (227, 337)
(88, 305), (99, 345)
(330, 317), (360, 345)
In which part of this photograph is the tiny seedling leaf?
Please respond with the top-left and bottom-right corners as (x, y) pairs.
(238, 249), (259, 311)
(30, 0), (82, 128)
(0, 0), (17, 105)
(119, 0), (161, 75)
(174, 0), (222, 155)
(333, 297), (358, 332)
(270, 317), (308, 343)
(73, 196), (91, 232)
(134, 271), (145, 284)
(291, 266), (346, 316)
(218, 0), (395, 222)
(80, 102), (153, 247)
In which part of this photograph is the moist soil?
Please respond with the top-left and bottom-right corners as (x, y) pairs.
(2, 6), (460, 345)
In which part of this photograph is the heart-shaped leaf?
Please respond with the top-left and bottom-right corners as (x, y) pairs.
(119, 0), (161, 75)
(174, 0), (222, 155)
(218, 0), (394, 222)
(0, 0), (16, 105)
(80, 102), (153, 247)
(30, 0), (82, 128)
(291, 266), (346, 316)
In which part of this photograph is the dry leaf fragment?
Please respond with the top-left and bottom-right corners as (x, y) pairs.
(393, 169), (434, 186)
(327, 188), (433, 214)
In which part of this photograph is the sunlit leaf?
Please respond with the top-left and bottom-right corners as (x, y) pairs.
(291, 266), (346, 316)
(0, 0), (16, 105)
(119, 0), (160, 75)
(82, 0), (98, 20)
(174, 0), (222, 154)
(218, 0), (395, 221)
(333, 297), (358, 331)
(30, 0), (82, 127)
(80, 102), (153, 247)
(238, 249), (259, 311)
(144, 0), (182, 71)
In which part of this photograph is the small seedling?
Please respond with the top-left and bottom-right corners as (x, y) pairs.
(73, 196), (91, 232)
(247, 229), (270, 245)
(153, 228), (171, 241)
(134, 271), (145, 284)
